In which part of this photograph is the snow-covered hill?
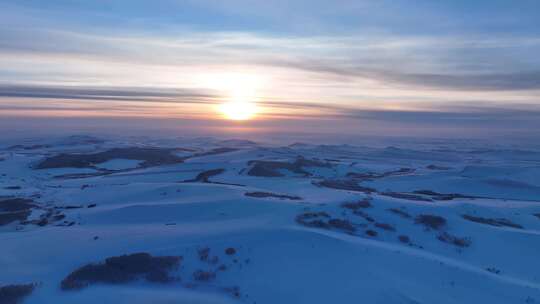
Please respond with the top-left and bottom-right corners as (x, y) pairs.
(1, 136), (540, 304)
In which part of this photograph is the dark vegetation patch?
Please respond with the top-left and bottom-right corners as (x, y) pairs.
(8, 144), (50, 150)
(196, 247), (220, 265)
(244, 192), (301, 200)
(346, 168), (415, 180)
(346, 172), (381, 179)
(486, 267), (501, 275)
(0, 211), (32, 226)
(247, 160), (306, 177)
(183, 169), (244, 186)
(57, 205), (83, 210)
(375, 222), (395, 231)
(193, 270), (216, 282)
(218, 139), (256, 146)
(61, 135), (106, 145)
(56, 221), (76, 227)
(294, 157), (332, 168)
(3, 186), (21, 190)
(60, 253), (181, 290)
(398, 235), (410, 243)
(187, 169), (225, 183)
(328, 219), (356, 232)
(462, 214), (523, 229)
(295, 212), (355, 233)
(365, 230), (377, 237)
(223, 286), (241, 298)
(85, 244), (248, 296)
(341, 199), (372, 210)
(0, 198), (36, 212)
(193, 147), (237, 157)
(0, 283), (36, 304)
(437, 232), (471, 248)
(415, 214), (446, 230)
(247, 156), (330, 177)
(324, 158), (341, 162)
(297, 211), (330, 220)
(412, 190), (475, 201)
(295, 212), (331, 229)
(387, 208), (411, 219)
(0, 198), (36, 226)
(392, 168), (415, 175)
(315, 180), (376, 193)
(353, 210), (375, 222)
(53, 172), (110, 179)
(53, 214), (66, 221)
(36, 147), (185, 170)
(198, 248), (211, 262)
(426, 164), (451, 170)
(21, 207), (68, 227)
(397, 235), (423, 249)
(486, 179), (534, 189)
(381, 192), (433, 202)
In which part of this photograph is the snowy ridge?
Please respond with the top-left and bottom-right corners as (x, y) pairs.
(1, 135), (540, 304)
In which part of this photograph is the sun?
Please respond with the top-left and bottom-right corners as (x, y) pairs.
(195, 72), (263, 121)
(217, 80), (260, 120)
(219, 101), (258, 120)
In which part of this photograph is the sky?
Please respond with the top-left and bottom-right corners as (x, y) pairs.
(1, 0), (540, 141)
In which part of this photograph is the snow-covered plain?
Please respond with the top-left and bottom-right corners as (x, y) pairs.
(1, 135), (540, 304)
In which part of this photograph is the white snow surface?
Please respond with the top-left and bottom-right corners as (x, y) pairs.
(1, 135), (540, 304)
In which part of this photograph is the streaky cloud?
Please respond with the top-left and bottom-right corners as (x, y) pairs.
(0, 84), (218, 103)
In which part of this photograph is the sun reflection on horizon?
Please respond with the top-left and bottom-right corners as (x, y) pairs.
(195, 71), (264, 121)
(219, 101), (258, 120)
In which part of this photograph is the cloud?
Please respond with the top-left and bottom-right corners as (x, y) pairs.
(352, 70), (540, 91)
(1, 0), (540, 139)
(0, 84), (217, 103)
(340, 107), (540, 125)
(2, 27), (540, 93)
(388, 72), (540, 91)
(2, 84), (539, 128)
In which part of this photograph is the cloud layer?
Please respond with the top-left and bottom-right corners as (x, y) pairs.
(0, 0), (539, 139)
